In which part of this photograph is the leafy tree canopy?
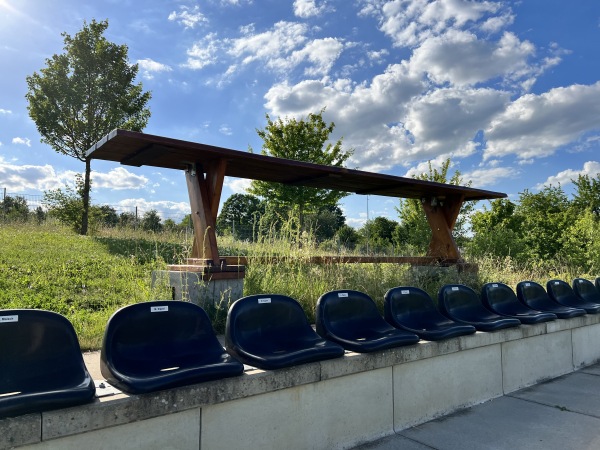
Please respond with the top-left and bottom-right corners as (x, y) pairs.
(26, 19), (151, 235)
(248, 109), (353, 219)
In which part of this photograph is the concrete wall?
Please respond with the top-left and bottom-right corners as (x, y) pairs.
(4, 315), (600, 450)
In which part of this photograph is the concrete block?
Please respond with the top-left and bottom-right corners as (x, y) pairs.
(501, 330), (573, 393)
(393, 345), (503, 431)
(546, 315), (591, 333)
(572, 322), (600, 368)
(152, 270), (243, 309)
(0, 413), (41, 449)
(23, 408), (200, 450)
(201, 368), (394, 450)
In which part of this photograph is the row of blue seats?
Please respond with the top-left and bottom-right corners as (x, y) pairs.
(2, 277), (599, 418)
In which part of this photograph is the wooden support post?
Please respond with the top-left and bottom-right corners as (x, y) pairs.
(185, 160), (226, 264)
(421, 195), (464, 261)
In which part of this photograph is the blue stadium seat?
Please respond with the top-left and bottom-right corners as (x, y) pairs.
(572, 278), (600, 304)
(101, 301), (244, 394)
(547, 279), (600, 314)
(516, 281), (586, 318)
(225, 294), (344, 370)
(384, 286), (475, 341)
(315, 290), (419, 352)
(596, 277), (600, 293)
(0, 309), (95, 418)
(438, 284), (521, 332)
(481, 282), (557, 324)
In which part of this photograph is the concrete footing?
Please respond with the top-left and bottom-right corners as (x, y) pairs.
(151, 270), (244, 309)
(5, 316), (600, 450)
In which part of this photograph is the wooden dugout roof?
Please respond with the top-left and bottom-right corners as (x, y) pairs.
(87, 129), (506, 202)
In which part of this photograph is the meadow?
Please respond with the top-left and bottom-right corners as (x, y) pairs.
(0, 222), (589, 350)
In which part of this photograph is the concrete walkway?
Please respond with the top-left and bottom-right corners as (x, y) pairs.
(354, 363), (600, 450)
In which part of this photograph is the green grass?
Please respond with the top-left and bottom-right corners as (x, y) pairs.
(0, 222), (594, 350)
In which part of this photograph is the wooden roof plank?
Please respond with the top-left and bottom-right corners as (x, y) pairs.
(87, 129), (506, 201)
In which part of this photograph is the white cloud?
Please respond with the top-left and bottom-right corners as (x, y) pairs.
(409, 31), (535, 86)
(116, 198), (190, 220)
(219, 125), (233, 135)
(293, 0), (331, 18)
(484, 82), (600, 160)
(225, 177), (252, 193)
(264, 62), (427, 171)
(0, 109), (12, 115)
(290, 38), (345, 76)
(183, 33), (221, 70)
(12, 137), (31, 147)
(91, 167), (148, 190)
(536, 161), (600, 190)
(0, 158), (75, 192)
(137, 58), (172, 80)
(168, 5), (207, 29)
(462, 166), (516, 187)
(370, 0), (504, 47)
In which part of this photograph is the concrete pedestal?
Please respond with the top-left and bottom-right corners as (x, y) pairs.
(151, 270), (244, 310)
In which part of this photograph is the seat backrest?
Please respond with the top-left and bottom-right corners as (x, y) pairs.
(547, 279), (576, 303)
(573, 278), (600, 303)
(596, 277), (600, 293)
(516, 281), (549, 308)
(316, 290), (384, 336)
(102, 301), (223, 372)
(384, 286), (440, 322)
(438, 284), (491, 320)
(481, 282), (519, 313)
(225, 294), (313, 349)
(0, 309), (89, 394)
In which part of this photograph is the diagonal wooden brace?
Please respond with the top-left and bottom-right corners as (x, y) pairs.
(185, 159), (227, 263)
(421, 194), (464, 261)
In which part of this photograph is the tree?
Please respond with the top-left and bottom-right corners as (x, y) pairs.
(395, 159), (473, 253)
(1, 195), (30, 222)
(305, 204), (346, 242)
(516, 185), (574, 260)
(98, 205), (119, 227)
(359, 216), (399, 253)
(141, 209), (163, 232)
(467, 198), (526, 261)
(248, 109), (353, 224)
(216, 193), (265, 241)
(26, 19), (151, 235)
(572, 174), (600, 218)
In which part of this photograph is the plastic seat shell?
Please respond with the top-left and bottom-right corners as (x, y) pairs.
(225, 294), (344, 370)
(315, 290), (419, 352)
(438, 284), (521, 332)
(384, 286), (475, 341)
(481, 282), (557, 324)
(572, 278), (600, 304)
(0, 309), (95, 419)
(101, 301), (244, 394)
(516, 281), (586, 319)
(547, 279), (600, 314)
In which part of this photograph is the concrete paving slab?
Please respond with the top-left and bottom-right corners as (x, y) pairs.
(509, 372), (600, 418)
(352, 434), (434, 450)
(580, 364), (600, 376)
(398, 396), (600, 450)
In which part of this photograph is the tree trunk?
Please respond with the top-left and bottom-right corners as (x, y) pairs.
(81, 158), (91, 235)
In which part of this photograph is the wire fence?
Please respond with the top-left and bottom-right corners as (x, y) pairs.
(0, 188), (190, 225)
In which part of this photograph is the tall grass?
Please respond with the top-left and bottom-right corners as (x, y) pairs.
(1, 222), (596, 349)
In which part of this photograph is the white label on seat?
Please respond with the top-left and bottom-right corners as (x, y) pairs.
(151, 306), (169, 313)
(0, 315), (18, 323)
(258, 298), (271, 304)
(492, 284), (498, 287)
(338, 292), (349, 298)
(452, 287), (459, 291)
(401, 290), (410, 295)
(525, 283), (531, 287)
(555, 281), (560, 285)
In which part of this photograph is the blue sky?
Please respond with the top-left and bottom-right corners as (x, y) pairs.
(1, 0), (599, 228)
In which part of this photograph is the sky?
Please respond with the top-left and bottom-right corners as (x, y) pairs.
(1, 0), (599, 228)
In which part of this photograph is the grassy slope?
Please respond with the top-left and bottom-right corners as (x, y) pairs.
(0, 223), (173, 349)
(0, 223), (589, 350)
